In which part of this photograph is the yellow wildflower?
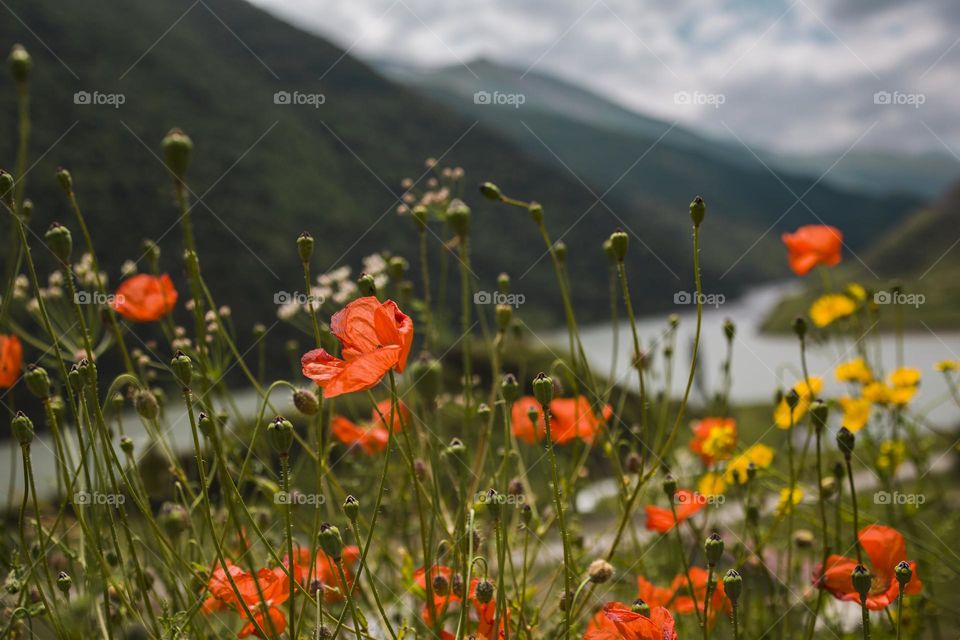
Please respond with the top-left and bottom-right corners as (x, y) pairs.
(835, 357), (872, 384)
(838, 395), (871, 432)
(846, 283), (867, 301)
(698, 472), (727, 497)
(877, 440), (906, 474)
(862, 381), (891, 404)
(776, 487), (804, 516)
(774, 376), (823, 428)
(809, 294), (856, 328)
(724, 444), (774, 484)
(935, 360), (959, 372)
(887, 367), (920, 406)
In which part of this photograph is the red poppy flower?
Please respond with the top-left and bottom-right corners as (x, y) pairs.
(636, 576), (674, 609)
(201, 560), (247, 614)
(414, 565), (461, 626)
(470, 578), (508, 639)
(331, 400), (409, 454)
(689, 417), (736, 465)
(511, 395), (612, 445)
(669, 567), (729, 624)
(644, 490), (706, 533)
(0, 334), (23, 388)
(781, 225), (843, 276)
(302, 297), (413, 398)
(813, 524), (922, 610)
(201, 563), (289, 638)
(583, 602), (677, 640)
(282, 545), (360, 602)
(112, 273), (178, 322)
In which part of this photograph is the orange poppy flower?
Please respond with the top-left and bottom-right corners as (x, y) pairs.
(0, 334), (23, 388)
(583, 602), (677, 640)
(414, 565), (461, 626)
(644, 489), (706, 533)
(636, 576), (674, 609)
(813, 524), (922, 610)
(331, 400), (409, 454)
(112, 273), (178, 322)
(781, 225), (843, 276)
(282, 545), (360, 602)
(689, 417), (736, 465)
(201, 563), (289, 638)
(511, 395), (612, 445)
(302, 297), (413, 398)
(470, 578), (508, 639)
(669, 567), (730, 624)
(201, 560), (247, 614)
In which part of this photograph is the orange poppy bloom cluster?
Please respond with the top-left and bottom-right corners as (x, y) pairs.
(781, 225), (843, 276)
(688, 417), (736, 465)
(644, 489), (707, 533)
(331, 399), (410, 454)
(511, 395), (613, 445)
(0, 334), (23, 388)
(637, 568), (730, 626)
(813, 525), (921, 610)
(112, 273), (178, 322)
(202, 547), (358, 637)
(584, 602), (677, 640)
(413, 565), (507, 639)
(302, 297), (414, 398)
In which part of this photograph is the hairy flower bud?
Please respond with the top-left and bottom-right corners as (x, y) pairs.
(170, 351), (193, 388)
(532, 372), (553, 407)
(689, 195), (706, 227)
(162, 128), (193, 181)
(8, 44), (31, 85)
(267, 416), (294, 454)
(134, 390), (160, 421)
(293, 388), (320, 416)
(45, 223), (72, 264)
(723, 569), (742, 603)
(11, 411), (34, 446)
(475, 578), (494, 603)
(297, 232), (314, 262)
(608, 229), (628, 263)
(851, 564), (872, 601)
(318, 523), (344, 561)
(705, 532), (724, 566)
(479, 182), (502, 201)
(24, 365), (51, 399)
(343, 495), (360, 522)
(501, 373), (520, 403)
(837, 427), (855, 459)
(587, 559), (614, 584)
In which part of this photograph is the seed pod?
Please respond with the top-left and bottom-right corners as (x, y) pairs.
(293, 388), (320, 416)
(134, 390), (159, 420)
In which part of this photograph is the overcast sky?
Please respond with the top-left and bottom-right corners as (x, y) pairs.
(248, 0), (960, 156)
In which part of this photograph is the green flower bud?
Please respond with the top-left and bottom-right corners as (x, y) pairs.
(8, 44), (31, 85)
(723, 319), (735, 342)
(170, 351), (193, 388)
(631, 598), (650, 616)
(602, 239), (617, 265)
(358, 272), (377, 297)
(11, 411), (34, 446)
(609, 229), (629, 263)
(159, 502), (190, 537)
(45, 223), (72, 264)
(57, 572), (72, 595)
(68, 364), (84, 393)
(837, 427), (855, 459)
(501, 373), (520, 403)
(528, 202), (543, 224)
(343, 495), (359, 522)
(792, 316), (807, 340)
(785, 389), (801, 411)
(723, 569), (742, 603)
(483, 488), (503, 521)
(161, 128), (193, 181)
(318, 523), (344, 561)
(119, 436), (134, 455)
(447, 199), (470, 238)
(689, 195), (706, 227)
(479, 182), (502, 201)
(297, 232), (314, 262)
(411, 205), (428, 230)
(497, 272), (510, 294)
(24, 365), (51, 399)
(532, 372), (553, 407)
(851, 564), (872, 601)
(388, 255), (408, 281)
(55, 167), (73, 193)
(267, 416), (294, 454)
(894, 561), (912, 588)
(293, 388), (320, 416)
(662, 474), (677, 497)
(553, 241), (567, 263)
(476, 403), (491, 421)
(0, 171), (14, 208)
(705, 532), (724, 566)
(520, 503), (533, 526)
(810, 400), (829, 433)
(134, 390), (159, 421)
(197, 412), (216, 439)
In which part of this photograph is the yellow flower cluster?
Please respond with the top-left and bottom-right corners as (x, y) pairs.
(775, 487), (804, 516)
(774, 376), (823, 428)
(834, 361), (921, 431)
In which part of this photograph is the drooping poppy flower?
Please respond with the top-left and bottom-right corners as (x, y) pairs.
(112, 273), (178, 322)
(414, 565), (461, 626)
(470, 578), (508, 639)
(302, 297), (413, 398)
(781, 225), (843, 276)
(689, 417), (736, 465)
(813, 524), (922, 610)
(282, 545), (360, 601)
(511, 395), (612, 445)
(583, 602), (677, 640)
(0, 334), (23, 388)
(331, 399), (409, 454)
(644, 489), (706, 533)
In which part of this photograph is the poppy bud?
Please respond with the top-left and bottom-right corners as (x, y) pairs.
(388, 256), (408, 280)
(723, 318), (735, 341)
(159, 502), (190, 536)
(479, 182), (502, 201)
(198, 413), (216, 439)
(497, 272), (510, 294)
(343, 495), (359, 522)
(410, 353), (442, 405)
(433, 573), (450, 596)
(475, 578), (494, 603)
(162, 128), (193, 181)
(414, 459), (427, 480)
(625, 452), (642, 474)
(746, 462), (757, 482)
(662, 474), (677, 497)
(528, 202), (543, 224)
(602, 239), (617, 265)
(477, 403), (491, 421)
(895, 561), (912, 588)
(508, 478), (524, 496)
(11, 411), (34, 446)
(785, 389), (801, 411)
(358, 272), (377, 297)
(792, 316), (807, 340)
(810, 400), (828, 433)
(411, 204), (428, 230)
(68, 364), (84, 393)
(520, 503), (533, 526)
(170, 351), (193, 388)
(723, 569), (742, 603)
(837, 427), (855, 459)
(267, 416), (294, 454)
(501, 373), (520, 403)
(24, 365), (50, 399)
(55, 167), (73, 193)
(0, 171), (14, 208)
(532, 372), (553, 407)
(631, 598), (650, 616)
(293, 388), (320, 416)
(495, 303), (512, 331)
(587, 559), (614, 584)
(705, 532), (724, 566)
(689, 195), (706, 228)
(447, 199), (470, 238)
(483, 488), (503, 520)
(553, 241), (567, 263)
(134, 390), (159, 420)
(851, 564), (872, 601)
(445, 437), (466, 462)
(559, 591), (571, 612)
(57, 572), (72, 595)
(297, 232), (313, 262)
(318, 523), (343, 561)
(119, 436), (134, 455)
(608, 229), (628, 263)
(8, 44), (30, 85)
(45, 223), (72, 264)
